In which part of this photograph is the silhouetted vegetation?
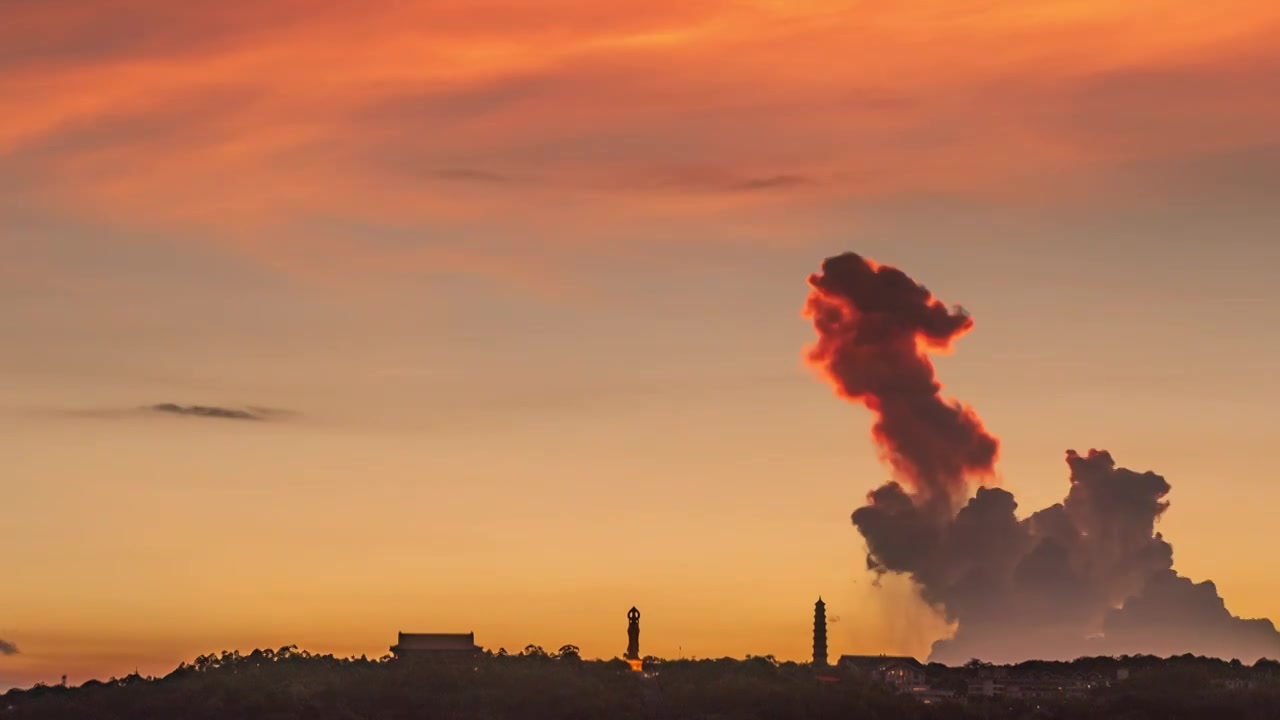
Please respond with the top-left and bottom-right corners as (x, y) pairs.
(5, 647), (1280, 719)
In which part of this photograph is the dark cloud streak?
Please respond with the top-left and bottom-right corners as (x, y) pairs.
(147, 403), (285, 421)
(433, 167), (513, 184)
(726, 174), (810, 192)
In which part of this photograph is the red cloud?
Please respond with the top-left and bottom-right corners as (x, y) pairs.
(2, 1), (1278, 282)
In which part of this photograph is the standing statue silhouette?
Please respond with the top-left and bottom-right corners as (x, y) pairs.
(625, 607), (641, 661)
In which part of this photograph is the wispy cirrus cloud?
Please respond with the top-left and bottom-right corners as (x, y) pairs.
(431, 167), (514, 184)
(29, 404), (296, 423)
(2, 0), (1278, 285)
(726, 174), (810, 192)
(147, 404), (272, 421)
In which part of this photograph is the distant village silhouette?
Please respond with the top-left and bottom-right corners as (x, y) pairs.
(382, 598), (1215, 701)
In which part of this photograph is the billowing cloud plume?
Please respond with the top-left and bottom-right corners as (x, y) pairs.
(805, 251), (1280, 664)
(803, 252), (998, 509)
(0, 639), (18, 656)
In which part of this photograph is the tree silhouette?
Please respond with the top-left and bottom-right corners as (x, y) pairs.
(6, 648), (1280, 720)
(556, 644), (582, 661)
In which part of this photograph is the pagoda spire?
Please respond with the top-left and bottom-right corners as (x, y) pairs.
(813, 597), (828, 667)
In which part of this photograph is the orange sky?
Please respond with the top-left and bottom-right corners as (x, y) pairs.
(3, 0), (1280, 689)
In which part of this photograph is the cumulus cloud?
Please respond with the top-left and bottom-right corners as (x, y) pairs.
(804, 251), (998, 506)
(806, 251), (1280, 664)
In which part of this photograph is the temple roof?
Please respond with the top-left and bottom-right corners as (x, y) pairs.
(392, 632), (480, 651)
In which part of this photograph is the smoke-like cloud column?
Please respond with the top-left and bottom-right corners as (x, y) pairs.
(805, 251), (1280, 664)
(804, 253), (998, 509)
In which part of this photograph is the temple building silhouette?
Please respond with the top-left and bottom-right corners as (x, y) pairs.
(813, 597), (828, 667)
(389, 632), (482, 662)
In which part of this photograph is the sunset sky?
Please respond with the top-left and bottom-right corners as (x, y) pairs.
(4, 0), (1280, 689)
